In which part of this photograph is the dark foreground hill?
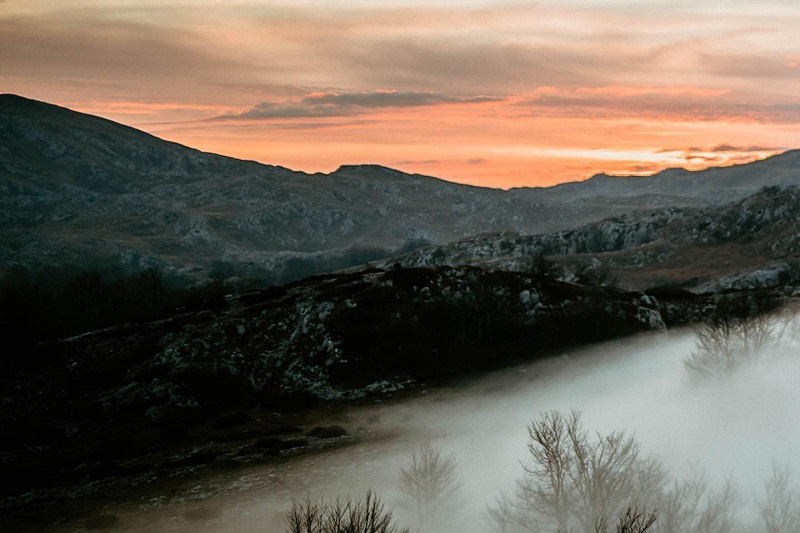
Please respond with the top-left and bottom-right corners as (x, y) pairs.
(2, 94), (799, 283)
(2, 264), (718, 507)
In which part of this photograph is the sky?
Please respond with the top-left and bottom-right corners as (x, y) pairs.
(3, 0), (800, 188)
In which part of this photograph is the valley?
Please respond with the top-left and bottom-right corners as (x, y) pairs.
(1, 95), (799, 532)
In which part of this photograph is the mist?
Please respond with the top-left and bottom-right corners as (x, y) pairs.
(91, 311), (800, 533)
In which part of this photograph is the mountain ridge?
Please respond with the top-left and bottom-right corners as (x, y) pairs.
(1, 94), (798, 283)
(4, 93), (794, 194)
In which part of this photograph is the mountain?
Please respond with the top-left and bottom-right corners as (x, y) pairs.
(2, 94), (799, 283)
(388, 185), (800, 291)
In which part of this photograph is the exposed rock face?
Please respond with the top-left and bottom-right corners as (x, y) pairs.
(388, 186), (800, 291)
(3, 94), (799, 282)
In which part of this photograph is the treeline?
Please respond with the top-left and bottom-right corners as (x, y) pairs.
(0, 265), (230, 346)
(271, 239), (432, 285)
(0, 240), (432, 347)
(205, 240), (432, 287)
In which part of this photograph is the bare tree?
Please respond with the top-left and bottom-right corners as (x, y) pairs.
(487, 410), (667, 533)
(592, 507), (657, 533)
(486, 411), (749, 533)
(758, 464), (800, 533)
(286, 491), (409, 533)
(648, 465), (742, 533)
(683, 294), (800, 377)
(397, 442), (461, 529)
(684, 312), (777, 376)
(652, 468), (707, 533)
(693, 478), (741, 533)
(614, 508), (657, 533)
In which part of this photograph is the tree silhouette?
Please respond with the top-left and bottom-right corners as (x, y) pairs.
(488, 410), (666, 533)
(397, 442), (461, 529)
(758, 464), (800, 533)
(285, 491), (408, 533)
(684, 300), (796, 376)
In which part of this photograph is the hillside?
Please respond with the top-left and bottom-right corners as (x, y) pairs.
(2, 264), (692, 504)
(2, 94), (799, 283)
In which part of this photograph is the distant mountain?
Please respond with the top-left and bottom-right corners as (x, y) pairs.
(388, 185), (800, 291)
(514, 152), (800, 203)
(1, 94), (799, 282)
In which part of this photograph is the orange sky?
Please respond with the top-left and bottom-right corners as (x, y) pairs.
(3, 0), (800, 188)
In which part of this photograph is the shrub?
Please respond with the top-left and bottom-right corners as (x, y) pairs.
(285, 491), (408, 533)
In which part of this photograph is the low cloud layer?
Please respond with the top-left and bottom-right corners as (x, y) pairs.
(518, 89), (800, 124)
(219, 91), (502, 119)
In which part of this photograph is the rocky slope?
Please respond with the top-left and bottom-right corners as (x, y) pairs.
(387, 185), (800, 291)
(2, 94), (799, 283)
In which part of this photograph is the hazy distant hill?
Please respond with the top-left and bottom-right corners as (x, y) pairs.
(1, 94), (799, 282)
(513, 151), (800, 203)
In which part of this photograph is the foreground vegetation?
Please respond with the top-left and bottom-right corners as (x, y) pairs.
(293, 410), (800, 533)
(1, 260), (796, 531)
(284, 303), (800, 533)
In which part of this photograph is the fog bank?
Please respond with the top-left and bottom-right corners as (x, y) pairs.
(81, 313), (800, 532)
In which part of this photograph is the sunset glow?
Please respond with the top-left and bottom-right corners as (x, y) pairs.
(3, 0), (800, 187)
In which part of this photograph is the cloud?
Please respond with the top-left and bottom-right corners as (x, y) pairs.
(216, 91), (503, 120)
(517, 89), (800, 124)
(7, 1), (800, 188)
(699, 51), (800, 80)
(575, 86), (728, 98)
(392, 157), (488, 167)
(518, 91), (696, 118)
(656, 144), (788, 154)
(644, 144), (789, 172)
(0, 16), (249, 97)
(325, 39), (637, 95)
(709, 144), (785, 153)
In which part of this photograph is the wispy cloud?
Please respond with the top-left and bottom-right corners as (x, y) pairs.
(656, 144), (789, 154)
(392, 157), (488, 167)
(216, 91), (502, 120)
(0, 16), (250, 101)
(698, 51), (800, 80)
(709, 144), (786, 153)
(517, 88), (800, 124)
